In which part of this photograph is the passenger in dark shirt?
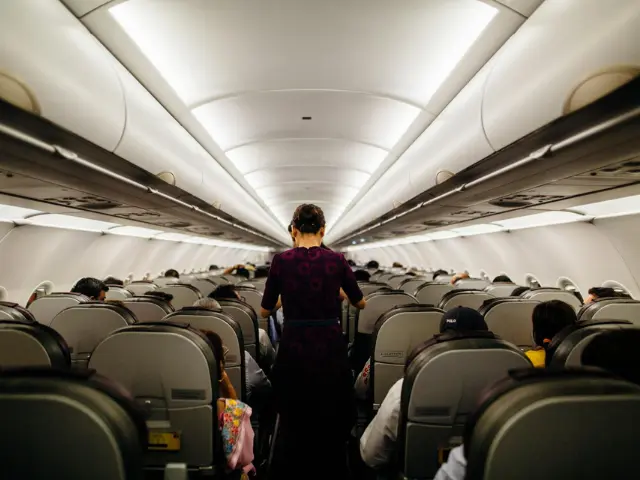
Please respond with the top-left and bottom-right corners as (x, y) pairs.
(261, 203), (365, 480)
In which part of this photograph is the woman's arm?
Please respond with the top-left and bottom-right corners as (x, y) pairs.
(340, 255), (366, 309)
(260, 256), (281, 317)
(223, 264), (243, 275)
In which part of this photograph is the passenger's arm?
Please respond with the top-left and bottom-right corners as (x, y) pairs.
(340, 255), (365, 308)
(223, 264), (243, 275)
(359, 379), (403, 469)
(433, 445), (466, 480)
(260, 256), (281, 318)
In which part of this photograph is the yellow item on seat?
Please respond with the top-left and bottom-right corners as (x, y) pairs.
(525, 348), (546, 368)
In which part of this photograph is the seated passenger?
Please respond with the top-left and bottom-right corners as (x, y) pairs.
(492, 274), (512, 283)
(223, 264), (251, 280)
(450, 272), (470, 285)
(209, 264), (219, 271)
(164, 269), (180, 279)
(254, 266), (269, 279)
(392, 262), (403, 268)
(511, 286), (530, 297)
(585, 286), (631, 304)
(104, 276), (124, 286)
(366, 260), (380, 270)
(144, 291), (174, 305)
(194, 298), (273, 409)
(354, 269), (372, 283)
(525, 300), (577, 368)
(71, 277), (109, 301)
(432, 269), (448, 281)
(201, 330), (255, 476)
(359, 308), (489, 469)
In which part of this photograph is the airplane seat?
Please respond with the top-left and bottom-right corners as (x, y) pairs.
(399, 277), (428, 294)
(388, 275), (411, 289)
(522, 288), (583, 311)
(233, 286), (264, 330)
(50, 303), (136, 368)
(122, 297), (174, 323)
(399, 331), (531, 479)
(0, 320), (70, 369)
(163, 308), (246, 400)
(478, 299), (540, 348)
(0, 368), (147, 480)
(547, 319), (638, 368)
(208, 275), (231, 285)
(216, 298), (260, 363)
(126, 281), (157, 297)
(414, 282), (454, 306)
(454, 279), (490, 290)
(346, 283), (392, 343)
(352, 291), (418, 372)
(222, 274), (239, 284)
(156, 284), (203, 310)
(577, 297), (640, 325)
(105, 286), (133, 302)
(433, 274), (453, 284)
(27, 292), (89, 326)
(240, 278), (266, 293)
(89, 322), (222, 471)
(377, 272), (395, 284)
(438, 290), (495, 311)
(154, 277), (180, 288)
(0, 300), (38, 322)
(189, 278), (218, 297)
(484, 283), (520, 298)
(463, 369), (640, 480)
(371, 305), (445, 408)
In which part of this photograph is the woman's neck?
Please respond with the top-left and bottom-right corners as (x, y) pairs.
(297, 235), (322, 249)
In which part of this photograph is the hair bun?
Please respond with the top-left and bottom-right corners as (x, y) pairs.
(292, 204), (326, 234)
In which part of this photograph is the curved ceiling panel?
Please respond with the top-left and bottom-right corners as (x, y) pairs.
(193, 90), (420, 152)
(245, 166), (370, 190)
(256, 184), (359, 204)
(226, 139), (387, 175)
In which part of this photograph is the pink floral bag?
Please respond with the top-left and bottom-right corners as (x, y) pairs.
(219, 399), (255, 476)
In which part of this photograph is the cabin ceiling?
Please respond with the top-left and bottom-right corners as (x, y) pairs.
(62, 0), (531, 239)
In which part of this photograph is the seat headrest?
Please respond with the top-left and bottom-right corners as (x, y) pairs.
(217, 298), (257, 318)
(0, 301), (37, 323)
(0, 320), (71, 369)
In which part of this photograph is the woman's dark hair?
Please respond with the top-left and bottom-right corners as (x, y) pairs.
(201, 330), (225, 377)
(532, 300), (577, 350)
(492, 275), (512, 283)
(292, 204), (326, 234)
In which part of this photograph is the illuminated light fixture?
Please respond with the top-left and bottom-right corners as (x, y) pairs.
(0, 205), (41, 221)
(492, 211), (589, 230)
(360, 238), (366, 243)
(25, 214), (119, 232)
(572, 194), (640, 219)
(450, 224), (504, 236)
(426, 230), (459, 240)
(154, 232), (194, 242)
(108, 226), (163, 238)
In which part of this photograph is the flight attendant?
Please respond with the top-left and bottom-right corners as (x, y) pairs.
(261, 204), (366, 479)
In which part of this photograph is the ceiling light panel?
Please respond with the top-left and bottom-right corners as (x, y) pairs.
(492, 211), (588, 230)
(451, 224), (504, 236)
(25, 214), (119, 232)
(0, 205), (41, 221)
(109, 226), (163, 238)
(573, 195), (640, 218)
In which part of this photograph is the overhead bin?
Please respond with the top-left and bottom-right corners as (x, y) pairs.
(0, 1), (125, 152)
(482, 0), (640, 150)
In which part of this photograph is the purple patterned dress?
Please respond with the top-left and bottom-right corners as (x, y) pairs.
(262, 247), (363, 478)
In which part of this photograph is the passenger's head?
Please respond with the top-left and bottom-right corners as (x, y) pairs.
(200, 330), (228, 376)
(366, 260), (379, 270)
(585, 286), (629, 304)
(193, 297), (221, 311)
(209, 284), (240, 301)
(235, 267), (250, 280)
(511, 286), (530, 297)
(164, 269), (180, 279)
(392, 262), (403, 268)
(406, 271), (416, 277)
(291, 204), (326, 241)
(104, 276), (124, 286)
(254, 266), (269, 279)
(492, 274), (512, 283)
(144, 291), (173, 303)
(354, 270), (371, 282)
(71, 277), (109, 301)
(432, 269), (448, 281)
(582, 330), (640, 385)
(440, 307), (488, 333)
(209, 265), (219, 271)
(531, 300), (577, 349)
(450, 272), (470, 285)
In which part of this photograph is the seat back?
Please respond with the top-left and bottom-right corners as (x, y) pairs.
(105, 286), (133, 302)
(27, 292), (89, 326)
(164, 308), (246, 399)
(548, 319), (638, 367)
(522, 288), (583, 311)
(0, 369), (147, 480)
(414, 282), (454, 306)
(89, 323), (220, 469)
(157, 284), (202, 310)
(216, 298), (259, 361)
(433, 274), (453, 284)
(455, 279), (490, 290)
(438, 290), (495, 311)
(371, 305), (444, 407)
(0, 320), (70, 369)
(50, 303), (136, 368)
(122, 297), (174, 323)
(400, 334), (531, 479)
(478, 299), (539, 347)
(399, 277), (429, 295)
(388, 275), (412, 289)
(464, 369), (640, 480)
(578, 298), (640, 325)
(189, 278), (218, 297)
(208, 275), (231, 285)
(377, 272), (395, 284)
(484, 284), (519, 298)
(234, 286), (265, 329)
(0, 301), (37, 322)
(153, 276), (180, 287)
(346, 283), (391, 342)
(126, 281), (157, 296)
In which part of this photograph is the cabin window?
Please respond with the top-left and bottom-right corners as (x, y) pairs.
(27, 281), (54, 307)
(557, 277), (584, 303)
(525, 274), (541, 288)
(601, 280), (631, 296)
(0, 286), (7, 301)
